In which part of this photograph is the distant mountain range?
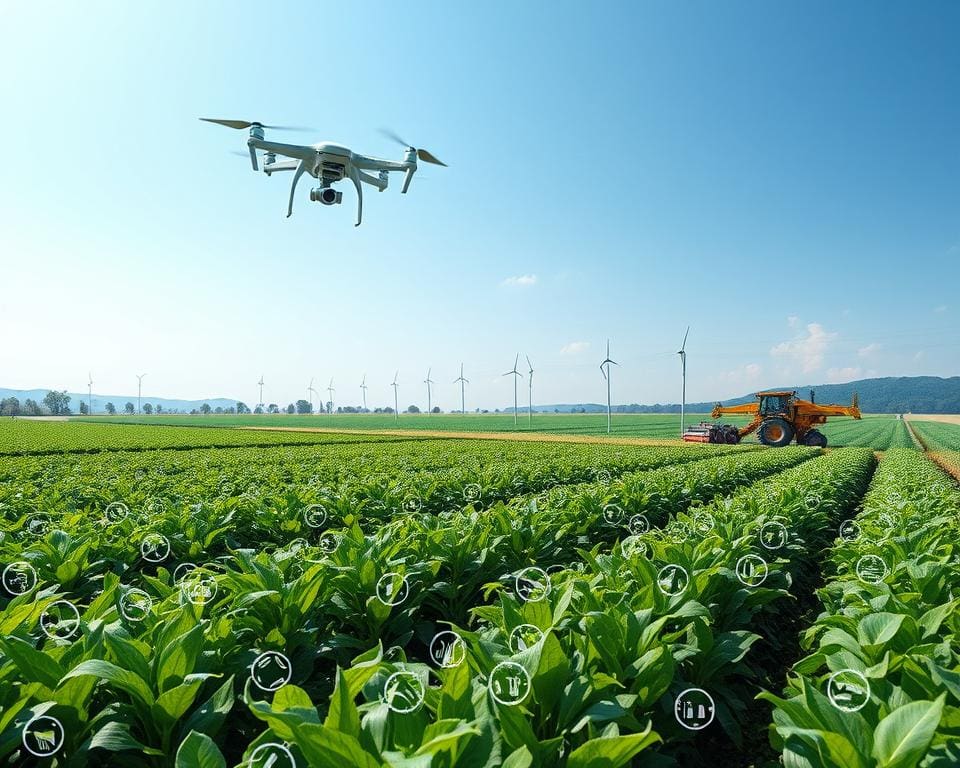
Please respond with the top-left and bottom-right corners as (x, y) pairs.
(0, 388), (238, 414)
(3, 376), (959, 415)
(514, 377), (960, 415)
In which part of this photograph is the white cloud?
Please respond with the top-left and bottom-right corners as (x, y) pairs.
(501, 274), (537, 288)
(770, 322), (837, 374)
(827, 366), (862, 383)
(933, 305), (947, 314)
(560, 341), (590, 355)
(787, 315), (800, 329)
(857, 342), (882, 358)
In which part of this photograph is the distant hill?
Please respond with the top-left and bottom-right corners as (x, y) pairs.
(518, 376), (960, 415)
(0, 388), (239, 414)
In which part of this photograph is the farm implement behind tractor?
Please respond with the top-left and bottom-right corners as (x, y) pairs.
(684, 390), (861, 447)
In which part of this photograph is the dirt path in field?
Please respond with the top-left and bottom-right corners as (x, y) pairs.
(904, 414), (960, 426)
(238, 425), (687, 447)
(903, 416), (960, 482)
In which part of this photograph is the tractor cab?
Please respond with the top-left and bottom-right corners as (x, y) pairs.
(757, 391), (796, 417)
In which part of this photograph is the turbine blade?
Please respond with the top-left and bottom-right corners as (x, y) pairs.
(681, 325), (690, 351)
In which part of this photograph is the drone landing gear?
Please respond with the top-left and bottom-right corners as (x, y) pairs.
(286, 160), (307, 218)
(347, 165), (363, 227)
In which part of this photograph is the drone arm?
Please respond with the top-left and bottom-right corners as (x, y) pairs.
(347, 164), (363, 227)
(248, 138), (315, 161)
(352, 154), (411, 173)
(264, 160), (300, 175)
(286, 160), (308, 218)
(356, 169), (388, 191)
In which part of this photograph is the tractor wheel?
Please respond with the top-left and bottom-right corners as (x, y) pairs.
(724, 427), (740, 444)
(802, 429), (828, 448)
(757, 418), (795, 447)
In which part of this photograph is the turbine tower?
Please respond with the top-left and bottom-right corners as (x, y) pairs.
(327, 378), (335, 414)
(503, 354), (523, 427)
(424, 368), (435, 415)
(391, 371), (400, 422)
(307, 377), (318, 413)
(678, 326), (690, 437)
(526, 355), (534, 426)
(600, 340), (618, 434)
(360, 374), (368, 412)
(257, 375), (265, 412)
(454, 363), (468, 415)
(88, 372), (93, 415)
(136, 373), (147, 415)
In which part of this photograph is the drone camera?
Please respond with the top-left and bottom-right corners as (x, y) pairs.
(310, 188), (342, 206)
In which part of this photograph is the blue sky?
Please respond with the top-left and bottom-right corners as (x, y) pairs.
(1, 1), (958, 410)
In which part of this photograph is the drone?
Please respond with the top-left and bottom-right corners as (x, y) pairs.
(200, 118), (446, 226)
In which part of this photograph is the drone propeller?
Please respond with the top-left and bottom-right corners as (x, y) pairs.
(199, 118), (314, 132)
(379, 128), (447, 166)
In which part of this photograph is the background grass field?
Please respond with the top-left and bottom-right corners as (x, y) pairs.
(68, 411), (917, 449)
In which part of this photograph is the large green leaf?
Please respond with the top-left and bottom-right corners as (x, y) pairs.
(62, 659), (155, 706)
(0, 635), (64, 689)
(566, 726), (660, 768)
(872, 696), (944, 768)
(175, 730), (226, 768)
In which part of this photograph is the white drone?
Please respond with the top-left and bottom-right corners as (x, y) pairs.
(200, 119), (446, 226)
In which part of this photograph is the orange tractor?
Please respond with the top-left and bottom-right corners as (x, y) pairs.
(682, 390), (861, 447)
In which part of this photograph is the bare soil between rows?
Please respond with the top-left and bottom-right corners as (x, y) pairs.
(238, 425), (685, 447)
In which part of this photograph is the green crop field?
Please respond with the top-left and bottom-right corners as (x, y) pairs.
(72, 411), (910, 449)
(908, 420), (960, 478)
(1, 421), (958, 766)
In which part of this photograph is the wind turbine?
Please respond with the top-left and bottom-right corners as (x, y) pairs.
(360, 374), (368, 412)
(525, 355), (534, 426)
(257, 375), (265, 412)
(327, 378), (335, 414)
(678, 326), (690, 438)
(600, 340), (618, 434)
(88, 372), (93, 415)
(503, 354), (523, 427)
(424, 368), (435, 415)
(391, 371), (400, 422)
(454, 363), (468, 415)
(136, 373), (147, 415)
(307, 377), (318, 413)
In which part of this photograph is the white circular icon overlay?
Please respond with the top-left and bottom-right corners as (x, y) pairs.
(838, 520), (860, 542)
(40, 599), (81, 640)
(509, 623), (544, 654)
(248, 742), (297, 768)
(657, 564), (689, 596)
(675, 688), (716, 731)
(463, 483), (482, 503)
(759, 521), (788, 550)
(140, 533), (170, 563)
(182, 574), (218, 606)
(827, 669), (871, 712)
(383, 670), (425, 713)
(22, 714), (65, 757)
(735, 554), (768, 587)
(173, 562), (198, 582)
(856, 554), (889, 584)
(119, 588), (153, 621)
(628, 514), (650, 535)
(602, 504), (625, 526)
(104, 501), (130, 523)
(376, 572), (410, 606)
(303, 504), (328, 529)
(250, 650), (292, 692)
(2, 561), (37, 595)
(402, 495), (422, 513)
(429, 630), (466, 668)
(515, 566), (551, 603)
(489, 661), (531, 705)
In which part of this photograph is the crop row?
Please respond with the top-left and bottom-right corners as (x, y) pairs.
(820, 417), (915, 451)
(908, 420), (960, 479)
(0, 420), (410, 456)
(0, 440), (751, 530)
(0, 445), (809, 766)
(763, 448), (960, 767)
